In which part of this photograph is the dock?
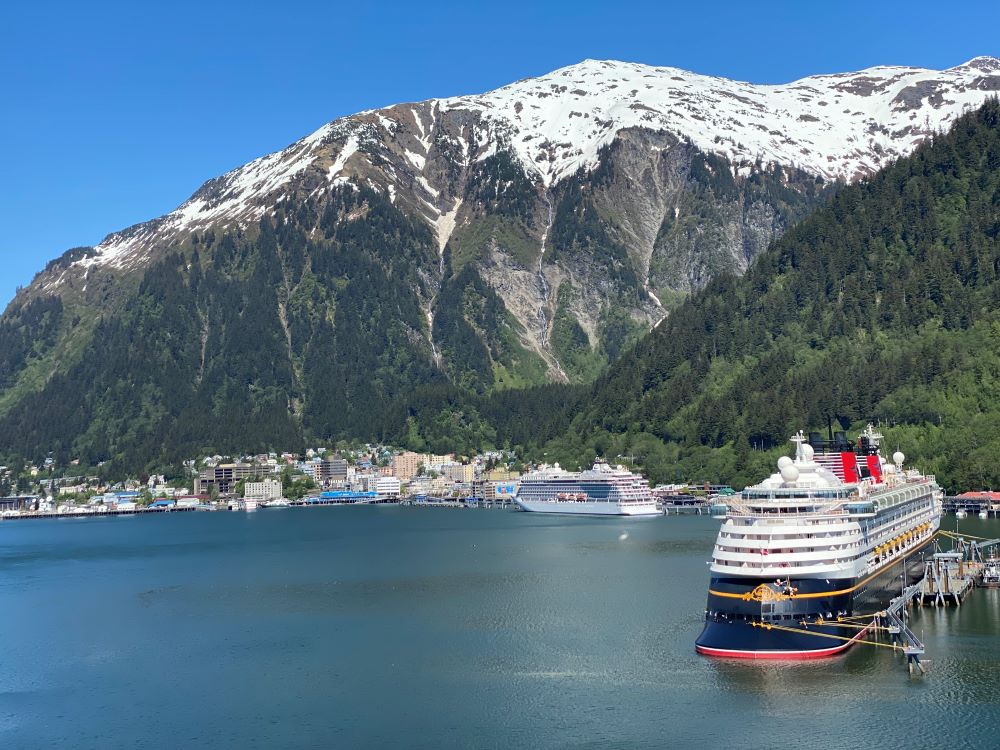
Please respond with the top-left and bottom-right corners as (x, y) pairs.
(918, 551), (981, 606)
(845, 531), (1000, 674)
(660, 502), (713, 515)
(0, 506), (197, 521)
(399, 497), (513, 509)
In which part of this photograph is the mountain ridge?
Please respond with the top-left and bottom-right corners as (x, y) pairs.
(31, 56), (1000, 292)
(4, 61), (1000, 472)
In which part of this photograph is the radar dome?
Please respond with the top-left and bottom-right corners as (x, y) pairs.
(780, 465), (799, 483)
(777, 456), (794, 470)
(802, 444), (815, 461)
(893, 451), (905, 466)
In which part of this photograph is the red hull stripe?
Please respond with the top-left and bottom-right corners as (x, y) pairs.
(696, 642), (849, 660)
(696, 625), (871, 660)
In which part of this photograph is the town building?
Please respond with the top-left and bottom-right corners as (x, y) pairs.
(244, 479), (283, 502)
(487, 481), (518, 501)
(176, 495), (210, 508)
(194, 464), (260, 495)
(445, 464), (475, 483)
(315, 458), (348, 486)
(391, 451), (424, 482)
(485, 469), (519, 482)
(0, 496), (36, 512)
(353, 473), (379, 493)
(405, 476), (430, 496)
(376, 477), (401, 500)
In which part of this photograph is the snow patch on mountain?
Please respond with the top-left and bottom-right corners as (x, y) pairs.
(443, 57), (1000, 186)
(61, 56), (1000, 275)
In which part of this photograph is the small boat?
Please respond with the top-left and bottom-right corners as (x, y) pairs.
(956, 509), (967, 519)
(981, 555), (1000, 588)
(980, 510), (989, 519)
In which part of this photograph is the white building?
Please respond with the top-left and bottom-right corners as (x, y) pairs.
(353, 473), (379, 493)
(244, 479), (283, 502)
(376, 477), (401, 500)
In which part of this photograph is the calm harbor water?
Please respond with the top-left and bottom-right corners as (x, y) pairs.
(1, 507), (998, 749)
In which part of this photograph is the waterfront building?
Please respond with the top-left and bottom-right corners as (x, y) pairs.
(376, 477), (401, 500)
(176, 495), (210, 508)
(0, 496), (36, 512)
(445, 464), (475, 483)
(353, 473), (380, 493)
(487, 482), (518, 501)
(430, 476), (452, 496)
(194, 463), (259, 495)
(406, 476), (431, 496)
(392, 452), (458, 481)
(392, 452), (425, 482)
(244, 479), (283, 502)
(315, 458), (349, 485)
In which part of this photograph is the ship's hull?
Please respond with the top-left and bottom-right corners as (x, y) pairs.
(514, 499), (660, 516)
(695, 537), (933, 659)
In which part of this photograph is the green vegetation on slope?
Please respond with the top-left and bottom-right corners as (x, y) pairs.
(547, 100), (1000, 491)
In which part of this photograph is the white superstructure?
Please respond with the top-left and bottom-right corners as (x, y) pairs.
(709, 427), (942, 582)
(515, 461), (659, 516)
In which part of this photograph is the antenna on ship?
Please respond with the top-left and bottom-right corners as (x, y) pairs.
(790, 430), (806, 462)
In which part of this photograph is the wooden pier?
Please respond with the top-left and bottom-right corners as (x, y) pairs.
(918, 551), (981, 606)
(0, 506), (197, 521)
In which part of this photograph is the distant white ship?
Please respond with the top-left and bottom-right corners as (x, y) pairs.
(515, 461), (659, 516)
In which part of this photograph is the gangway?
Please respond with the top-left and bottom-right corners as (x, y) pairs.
(879, 581), (926, 674)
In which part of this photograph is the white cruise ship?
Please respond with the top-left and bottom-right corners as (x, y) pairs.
(515, 461), (659, 516)
(696, 426), (942, 659)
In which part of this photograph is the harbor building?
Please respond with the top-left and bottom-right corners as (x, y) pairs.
(244, 479), (283, 502)
(315, 457), (348, 485)
(376, 477), (401, 500)
(352, 473), (380, 493)
(194, 463), (259, 495)
(0, 496), (37, 512)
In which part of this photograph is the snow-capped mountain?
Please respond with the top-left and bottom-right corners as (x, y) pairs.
(61, 56), (1000, 279)
(459, 56), (1000, 184)
(4, 57), (1000, 468)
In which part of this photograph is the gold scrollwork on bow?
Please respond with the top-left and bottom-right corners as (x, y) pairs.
(743, 583), (796, 602)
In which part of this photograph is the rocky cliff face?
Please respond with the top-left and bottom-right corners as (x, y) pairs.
(3, 57), (999, 463)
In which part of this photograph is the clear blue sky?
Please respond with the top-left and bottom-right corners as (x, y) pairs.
(3, 0), (998, 309)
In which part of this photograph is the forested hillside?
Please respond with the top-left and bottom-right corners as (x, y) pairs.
(3, 60), (999, 479)
(544, 100), (1000, 492)
(0, 183), (586, 474)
